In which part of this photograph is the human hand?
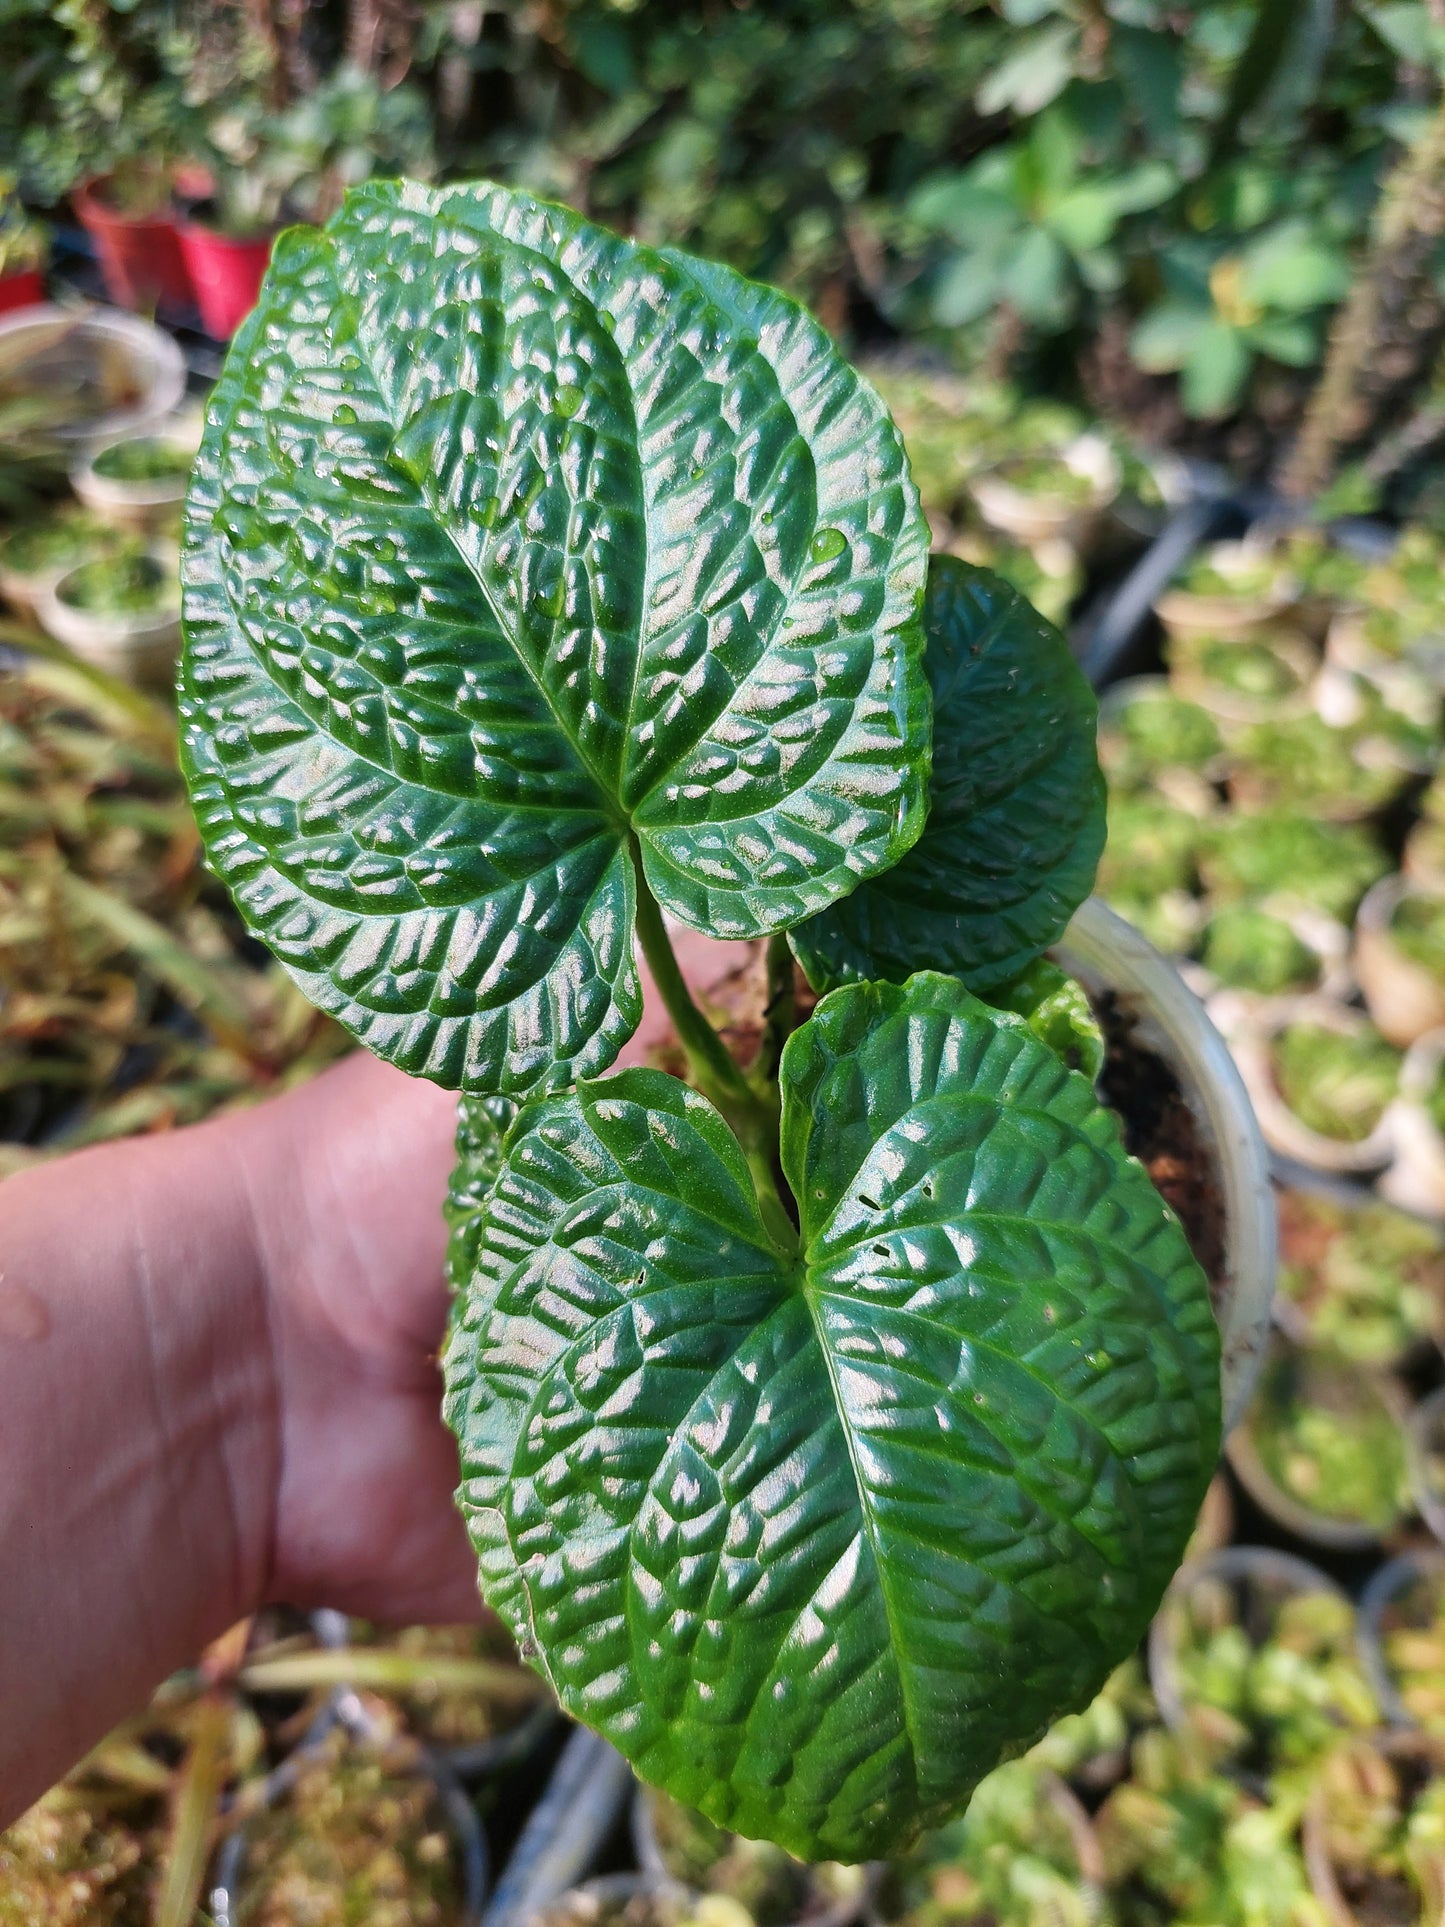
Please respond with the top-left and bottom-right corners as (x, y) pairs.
(228, 1050), (481, 1625)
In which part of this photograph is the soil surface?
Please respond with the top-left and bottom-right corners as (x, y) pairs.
(1094, 987), (1229, 1301)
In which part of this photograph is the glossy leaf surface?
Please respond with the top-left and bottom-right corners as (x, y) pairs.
(791, 557), (1105, 998)
(179, 178), (930, 1095)
(443, 972), (1219, 1860)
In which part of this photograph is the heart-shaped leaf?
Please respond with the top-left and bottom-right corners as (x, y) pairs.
(180, 179), (930, 1096)
(443, 972), (1219, 1861)
(790, 558), (1105, 998)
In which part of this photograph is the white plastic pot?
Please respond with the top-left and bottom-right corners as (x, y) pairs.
(1225, 1338), (1413, 1551)
(1355, 874), (1445, 1049)
(1380, 1026), (1445, 1219)
(969, 433), (1120, 547)
(1168, 628), (1319, 728)
(1197, 904), (1355, 1021)
(71, 413), (201, 530)
(1052, 898), (1275, 1434)
(0, 302), (185, 447)
(1357, 1547), (1445, 1730)
(627, 901), (1274, 1438)
(1223, 994), (1399, 1176)
(35, 545), (181, 684)
(1149, 1546), (1351, 1759)
(1095, 673), (1226, 812)
(632, 1789), (875, 1927)
(1156, 539), (1298, 638)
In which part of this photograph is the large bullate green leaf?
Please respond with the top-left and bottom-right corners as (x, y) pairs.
(443, 972), (1220, 1861)
(179, 179), (930, 1096)
(791, 557), (1105, 997)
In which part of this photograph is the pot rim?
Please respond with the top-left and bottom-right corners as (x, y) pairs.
(1055, 897), (1275, 1434)
(1225, 1337), (1413, 1550)
(1356, 1545), (1445, 1731)
(1223, 992), (1399, 1174)
(0, 302), (185, 444)
(1149, 1544), (1352, 1752)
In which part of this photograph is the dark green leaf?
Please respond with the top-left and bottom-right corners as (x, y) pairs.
(444, 1094), (516, 1294)
(180, 179), (930, 1096)
(790, 558), (1105, 998)
(444, 973), (1220, 1861)
(989, 958), (1106, 1080)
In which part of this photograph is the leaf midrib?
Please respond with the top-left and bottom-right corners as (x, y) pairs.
(316, 229), (634, 836)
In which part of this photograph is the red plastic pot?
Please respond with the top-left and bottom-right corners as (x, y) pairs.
(73, 180), (191, 314)
(0, 269), (45, 314)
(178, 221), (273, 339)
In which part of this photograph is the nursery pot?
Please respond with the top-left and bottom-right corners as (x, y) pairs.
(178, 221), (274, 339)
(1301, 1727), (1445, 1927)
(208, 1710), (487, 1927)
(1354, 874), (1445, 1049)
(1406, 1387), (1445, 1550)
(1380, 1027), (1445, 1217)
(1168, 628), (1319, 730)
(632, 1786), (874, 1927)
(1051, 897), (1275, 1434)
(968, 433), (1120, 548)
(1149, 1545), (1354, 1753)
(71, 418), (201, 531)
(1224, 1337), (1414, 1551)
(1222, 995), (1399, 1176)
(1357, 1547), (1445, 1731)
(0, 304), (185, 447)
(0, 270), (44, 315)
(73, 181), (191, 315)
(1155, 541), (1298, 638)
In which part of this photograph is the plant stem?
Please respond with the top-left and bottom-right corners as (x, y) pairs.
(756, 933), (798, 1086)
(1282, 93), (1445, 498)
(628, 845), (797, 1255)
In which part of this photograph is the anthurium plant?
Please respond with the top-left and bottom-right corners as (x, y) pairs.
(179, 180), (1222, 1863)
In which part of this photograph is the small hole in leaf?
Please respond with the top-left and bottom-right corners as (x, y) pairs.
(921, 1180), (934, 1199)
(872, 1244), (889, 1261)
(858, 1193), (882, 1211)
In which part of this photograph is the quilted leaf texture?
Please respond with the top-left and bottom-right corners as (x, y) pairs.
(443, 972), (1220, 1861)
(179, 178), (930, 1096)
(791, 557), (1105, 997)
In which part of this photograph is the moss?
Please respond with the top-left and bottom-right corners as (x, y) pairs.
(1273, 1021), (1400, 1142)
(90, 437), (192, 486)
(1277, 1190), (1445, 1365)
(1200, 906), (1316, 995)
(1392, 894), (1445, 978)
(1197, 813), (1387, 920)
(54, 550), (173, 618)
(238, 1734), (457, 1927)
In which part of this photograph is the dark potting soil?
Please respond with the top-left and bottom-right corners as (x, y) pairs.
(1094, 987), (1228, 1301)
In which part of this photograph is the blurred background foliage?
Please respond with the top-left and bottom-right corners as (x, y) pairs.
(8, 1), (1445, 479)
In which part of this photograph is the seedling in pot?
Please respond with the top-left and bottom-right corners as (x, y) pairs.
(1096, 794), (1204, 954)
(1097, 684), (1223, 795)
(637, 1789), (866, 1927)
(890, 1758), (1103, 1927)
(1199, 905), (1323, 999)
(55, 547), (176, 620)
(1148, 1551), (1379, 1778)
(1228, 715), (1408, 822)
(1274, 1189), (1445, 1370)
(180, 179), (1223, 1862)
(1271, 1017), (1401, 1148)
(1230, 1342), (1412, 1545)
(1198, 812), (1388, 924)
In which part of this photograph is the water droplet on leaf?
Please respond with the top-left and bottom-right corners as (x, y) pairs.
(810, 526), (847, 564)
(333, 403), (358, 425)
(556, 384), (583, 418)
